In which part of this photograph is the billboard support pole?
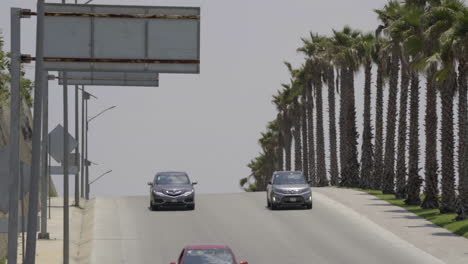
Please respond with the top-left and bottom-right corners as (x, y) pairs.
(39, 72), (50, 240)
(25, 0), (45, 263)
(74, 84), (79, 207)
(63, 71), (70, 264)
(8, 7), (22, 264)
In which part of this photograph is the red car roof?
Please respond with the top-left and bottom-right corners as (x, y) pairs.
(185, 244), (230, 250)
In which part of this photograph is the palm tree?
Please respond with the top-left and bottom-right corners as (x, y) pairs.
(331, 26), (361, 187)
(296, 68), (310, 180)
(420, 1), (442, 210)
(427, 1), (466, 213)
(273, 88), (293, 171)
(399, 3), (426, 205)
(376, 1), (404, 194)
(356, 32), (376, 189)
(299, 34), (330, 186)
(284, 62), (303, 172)
(325, 65), (340, 186)
(448, 4), (468, 220)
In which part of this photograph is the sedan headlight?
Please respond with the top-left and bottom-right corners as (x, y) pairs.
(154, 191), (165, 196)
(182, 190), (194, 196)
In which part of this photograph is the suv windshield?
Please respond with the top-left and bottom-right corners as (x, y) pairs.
(273, 173), (307, 185)
(185, 249), (235, 264)
(155, 174), (190, 185)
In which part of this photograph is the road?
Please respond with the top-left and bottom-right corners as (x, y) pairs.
(88, 191), (445, 264)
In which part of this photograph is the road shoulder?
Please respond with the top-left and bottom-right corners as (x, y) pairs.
(315, 187), (468, 264)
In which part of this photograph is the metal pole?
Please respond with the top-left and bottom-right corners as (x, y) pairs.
(63, 0), (70, 262)
(7, 8), (22, 264)
(85, 99), (90, 200)
(39, 72), (50, 239)
(74, 84), (79, 206)
(48, 150), (51, 219)
(25, 0), (45, 262)
(63, 72), (70, 264)
(20, 163), (25, 262)
(74, 0), (80, 206)
(81, 88), (85, 198)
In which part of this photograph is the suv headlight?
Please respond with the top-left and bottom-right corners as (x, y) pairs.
(272, 187), (285, 194)
(182, 190), (194, 196)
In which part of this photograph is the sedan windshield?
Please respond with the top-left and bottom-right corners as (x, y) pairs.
(156, 175), (190, 185)
(184, 249), (235, 264)
(273, 173), (307, 185)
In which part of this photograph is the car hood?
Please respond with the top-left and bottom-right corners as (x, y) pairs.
(154, 184), (193, 193)
(273, 184), (310, 191)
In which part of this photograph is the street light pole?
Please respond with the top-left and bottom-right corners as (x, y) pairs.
(85, 105), (116, 199)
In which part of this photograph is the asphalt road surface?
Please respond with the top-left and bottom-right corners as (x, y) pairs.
(89, 191), (445, 264)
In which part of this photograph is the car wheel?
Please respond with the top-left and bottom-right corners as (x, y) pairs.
(306, 203), (312, 210)
(188, 204), (195, 210)
(271, 203), (278, 210)
(150, 201), (158, 211)
(267, 198), (271, 208)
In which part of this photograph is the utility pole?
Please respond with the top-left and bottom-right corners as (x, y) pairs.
(8, 7), (22, 264)
(25, 0), (45, 263)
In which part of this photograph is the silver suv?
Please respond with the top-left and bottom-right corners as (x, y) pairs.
(266, 171), (312, 210)
(148, 171), (197, 210)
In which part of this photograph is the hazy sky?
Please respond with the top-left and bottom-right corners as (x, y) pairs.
(1, 0), (390, 196)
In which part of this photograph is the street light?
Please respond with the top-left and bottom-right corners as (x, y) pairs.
(88, 105), (117, 123)
(89, 170), (112, 185)
(85, 105), (117, 199)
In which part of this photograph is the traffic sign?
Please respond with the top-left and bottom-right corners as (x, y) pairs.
(48, 124), (78, 163)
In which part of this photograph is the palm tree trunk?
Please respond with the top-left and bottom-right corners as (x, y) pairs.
(328, 67), (339, 185)
(284, 129), (292, 171)
(339, 67), (348, 186)
(346, 68), (360, 188)
(277, 133), (284, 171)
(373, 62), (385, 190)
(421, 65), (439, 209)
(405, 71), (422, 205)
(382, 48), (400, 194)
(307, 82), (316, 185)
(315, 78), (328, 186)
(440, 72), (457, 214)
(395, 57), (410, 198)
(294, 103), (303, 172)
(301, 96), (310, 180)
(457, 58), (468, 220)
(360, 61), (374, 189)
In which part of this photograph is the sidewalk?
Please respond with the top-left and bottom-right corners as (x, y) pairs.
(315, 187), (468, 264)
(19, 197), (93, 264)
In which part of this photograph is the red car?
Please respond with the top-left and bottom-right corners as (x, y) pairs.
(170, 245), (248, 264)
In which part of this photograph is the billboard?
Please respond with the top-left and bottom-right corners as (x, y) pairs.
(43, 4), (200, 73)
(58, 72), (159, 86)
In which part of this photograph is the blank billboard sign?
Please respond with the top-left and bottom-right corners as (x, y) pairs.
(58, 72), (159, 87)
(43, 3), (200, 73)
